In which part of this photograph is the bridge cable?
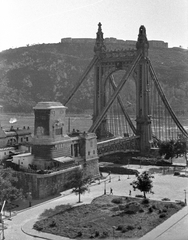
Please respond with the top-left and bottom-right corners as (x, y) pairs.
(109, 76), (137, 135)
(63, 55), (99, 106)
(109, 80), (113, 135)
(148, 60), (188, 138)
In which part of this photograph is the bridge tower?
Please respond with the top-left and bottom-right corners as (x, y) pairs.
(92, 23), (152, 151)
(135, 26), (152, 152)
(93, 23), (107, 138)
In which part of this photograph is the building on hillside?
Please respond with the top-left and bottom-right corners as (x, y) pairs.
(60, 38), (168, 49)
(149, 40), (168, 48)
(61, 38), (95, 44)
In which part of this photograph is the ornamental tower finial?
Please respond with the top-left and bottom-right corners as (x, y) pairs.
(94, 22), (106, 54)
(136, 25), (149, 56)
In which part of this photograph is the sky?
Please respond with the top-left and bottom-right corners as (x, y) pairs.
(0, 0), (188, 51)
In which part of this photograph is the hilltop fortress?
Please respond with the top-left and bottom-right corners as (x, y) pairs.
(61, 37), (168, 49)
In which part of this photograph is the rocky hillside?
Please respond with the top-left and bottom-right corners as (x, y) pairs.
(0, 40), (188, 114)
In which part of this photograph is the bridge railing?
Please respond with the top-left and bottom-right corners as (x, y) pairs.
(97, 136), (140, 156)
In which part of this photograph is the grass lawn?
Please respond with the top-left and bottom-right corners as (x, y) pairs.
(33, 195), (184, 239)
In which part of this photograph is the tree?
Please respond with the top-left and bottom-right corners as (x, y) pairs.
(174, 139), (187, 158)
(158, 140), (175, 161)
(0, 168), (23, 210)
(158, 139), (187, 162)
(132, 171), (153, 198)
(65, 169), (91, 203)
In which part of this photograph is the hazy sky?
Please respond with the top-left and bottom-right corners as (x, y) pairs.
(0, 0), (188, 51)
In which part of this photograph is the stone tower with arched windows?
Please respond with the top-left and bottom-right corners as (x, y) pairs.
(32, 102), (70, 169)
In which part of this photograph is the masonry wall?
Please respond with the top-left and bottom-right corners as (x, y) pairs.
(16, 171), (38, 198)
(16, 159), (99, 199)
(16, 166), (79, 199)
(84, 158), (100, 178)
(36, 166), (79, 199)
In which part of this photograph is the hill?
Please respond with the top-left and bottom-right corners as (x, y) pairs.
(0, 40), (188, 114)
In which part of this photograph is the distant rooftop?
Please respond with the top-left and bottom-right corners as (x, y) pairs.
(33, 102), (67, 110)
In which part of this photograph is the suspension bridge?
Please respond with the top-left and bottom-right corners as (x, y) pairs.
(64, 23), (188, 155)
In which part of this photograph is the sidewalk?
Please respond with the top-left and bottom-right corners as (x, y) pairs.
(3, 166), (188, 240)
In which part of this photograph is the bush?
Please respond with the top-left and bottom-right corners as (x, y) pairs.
(174, 171), (180, 176)
(119, 204), (127, 210)
(99, 166), (138, 175)
(77, 231), (82, 237)
(127, 225), (135, 230)
(159, 213), (166, 218)
(162, 198), (170, 201)
(124, 210), (135, 214)
(33, 223), (43, 231)
(142, 198), (150, 204)
(162, 208), (167, 213)
(111, 206), (119, 211)
(111, 197), (122, 204)
(117, 225), (124, 231)
(121, 226), (128, 233)
(49, 220), (57, 228)
(176, 200), (186, 207)
(100, 231), (109, 238)
(180, 202), (186, 207)
(135, 194), (144, 198)
(148, 206), (153, 213)
(124, 201), (141, 214)
(152, 204), (157, 209)
(168, 203), (177, 209)
(139, 208), (144, 213)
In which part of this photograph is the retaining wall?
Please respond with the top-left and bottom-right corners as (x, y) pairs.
(16, 158), (99, 199)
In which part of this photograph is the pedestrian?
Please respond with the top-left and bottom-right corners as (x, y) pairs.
(129, 190), (131, 196)
(27, 192), (32, 207)
(110, 187), (113, 195)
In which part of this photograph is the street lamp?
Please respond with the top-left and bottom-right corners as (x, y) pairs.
(127, 159), (130, 179)
(109, 176), (111, 183)
(184, 189), (187, 205)
(112, 226), (116, 239)
(0, 213), (5, 240)
(104, 181), (106, 195)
